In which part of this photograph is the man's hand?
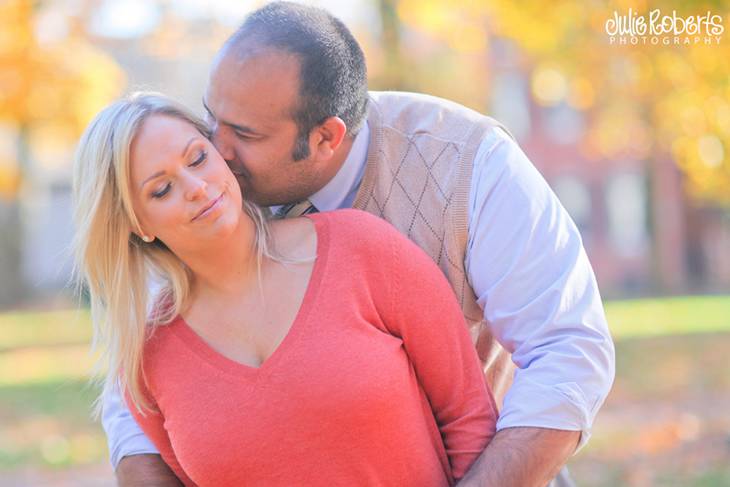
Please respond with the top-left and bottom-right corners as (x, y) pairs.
(116, 454), (183, 487)
(456, 427), (580, 487)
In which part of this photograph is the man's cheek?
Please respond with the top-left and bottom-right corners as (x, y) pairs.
(234, 174), (248, 192)
(226, 161), (245, 177)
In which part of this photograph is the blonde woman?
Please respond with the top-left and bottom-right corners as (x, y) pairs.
(73, 93), (497, 487)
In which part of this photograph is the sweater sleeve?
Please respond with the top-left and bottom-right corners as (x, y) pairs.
(380, 219), (498, 480)
(124, 385), (197, 486)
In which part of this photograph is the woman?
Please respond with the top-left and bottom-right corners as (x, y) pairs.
(73, 92), (496, 486)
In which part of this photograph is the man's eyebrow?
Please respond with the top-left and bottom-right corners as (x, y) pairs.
(202, 98), (258, 135)
(202, 98), (213, 116)
(229, 123), (258, 135)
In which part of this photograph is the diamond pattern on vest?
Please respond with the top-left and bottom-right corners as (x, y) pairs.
(352, 92), (517, 406)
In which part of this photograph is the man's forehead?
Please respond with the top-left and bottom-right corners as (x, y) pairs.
(206, 52), (300, 125)
(203, 90), (286, 131)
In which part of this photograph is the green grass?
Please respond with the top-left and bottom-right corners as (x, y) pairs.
(0, 379), (107, 469)
(0, 379), (100, 426)
(0, 344), (96, 386)
(0, 310), (102, 468)
(571, 330), (730, 487)
(605, 295), (730, 339)
(0, 295), (728, 479)
(0, 294), (726, 348)
(658, 471), (730, 487)
(0, 309), (91, 350)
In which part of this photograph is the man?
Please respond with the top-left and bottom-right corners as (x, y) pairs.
(106, 2), (614, 486)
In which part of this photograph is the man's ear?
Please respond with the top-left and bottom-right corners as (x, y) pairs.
(309, 116), (347, 161)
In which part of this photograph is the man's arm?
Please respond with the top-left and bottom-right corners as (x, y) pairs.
(101, 382), (184, 486)
(461, 127), (615, 485)
(116, 454), (183, 487)
(457, 427), (579, 487)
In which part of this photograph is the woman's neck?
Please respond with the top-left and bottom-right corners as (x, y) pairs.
(182, 215), (262, 301)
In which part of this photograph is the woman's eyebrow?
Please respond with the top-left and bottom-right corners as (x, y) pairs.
(181, 136), (197, 157)
(140, 136), (197, 189)
(141, 170), (165, 189)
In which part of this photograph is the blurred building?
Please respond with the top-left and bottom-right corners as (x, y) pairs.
(2, 1), (729, 309)
(0, 0), (225, 308)
(488, 39), (730, 298)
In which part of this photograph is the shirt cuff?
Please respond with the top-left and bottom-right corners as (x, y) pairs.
(101, 381), (160, 469)
(108, 432), (160, 469)
(496, 378), (597, 453)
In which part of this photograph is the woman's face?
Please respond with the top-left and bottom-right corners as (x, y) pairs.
(128, 114), (244, 253)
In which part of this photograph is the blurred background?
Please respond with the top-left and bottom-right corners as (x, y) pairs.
(1, 0), (729, 485)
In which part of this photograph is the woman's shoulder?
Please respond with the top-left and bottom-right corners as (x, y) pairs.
(143, 319), (179, 353)
(142, 295), (183, 354)
(308, 209), (407, 269)
(313, 209), (441, 278)
(311, 208), (398, 240)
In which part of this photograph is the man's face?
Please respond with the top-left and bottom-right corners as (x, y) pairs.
(204, 49), (324, 207)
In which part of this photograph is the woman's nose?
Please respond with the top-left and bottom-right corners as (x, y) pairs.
(183, 172), (207, 201)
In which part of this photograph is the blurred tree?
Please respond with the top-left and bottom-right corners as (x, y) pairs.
(374, 0), (408, 89)
(388, 0), (730, 206)
(0, 0), (125, 149)
(372, 0), (492, 111)
(0, 0), (124, 306)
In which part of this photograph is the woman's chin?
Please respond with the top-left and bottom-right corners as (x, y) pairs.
(156, 208), (251, 259)
(208, 211), (245, 239)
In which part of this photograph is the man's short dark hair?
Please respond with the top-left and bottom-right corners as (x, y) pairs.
(227, 1), (369, 160)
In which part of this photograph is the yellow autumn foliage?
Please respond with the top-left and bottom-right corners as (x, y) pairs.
(0, 0), (125, 131)
(395, 0), (730, 205)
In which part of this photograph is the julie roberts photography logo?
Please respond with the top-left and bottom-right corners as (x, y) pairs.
(605, 8), (724, 45)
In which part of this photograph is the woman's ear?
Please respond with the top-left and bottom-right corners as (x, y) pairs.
(130, 225), (155, 243)
(309, 116), (347, 161)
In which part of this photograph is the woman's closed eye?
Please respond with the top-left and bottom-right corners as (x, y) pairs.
(151, 182), (171, 199)
(191, 149), (208, 167)
(150, 151), (207, 199)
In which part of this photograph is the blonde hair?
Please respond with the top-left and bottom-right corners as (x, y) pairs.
(72, 92), (275, 415)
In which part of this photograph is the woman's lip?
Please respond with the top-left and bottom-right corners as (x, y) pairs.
(191, 193), (224, 222)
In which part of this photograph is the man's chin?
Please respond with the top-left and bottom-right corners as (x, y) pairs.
(234, 176), (257, 200)
(234, 178), (300, 208)
(234, 175), (248, 191)
(237, 183), (275, 207)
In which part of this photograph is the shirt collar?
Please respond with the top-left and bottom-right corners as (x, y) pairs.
(307, 121), (370, 212)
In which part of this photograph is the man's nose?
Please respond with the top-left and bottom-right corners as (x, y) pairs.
(210, 125), (235, 162)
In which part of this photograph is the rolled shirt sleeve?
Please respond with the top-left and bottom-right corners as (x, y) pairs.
(465, 127), (616, 450)
(101, 380), (160, 469)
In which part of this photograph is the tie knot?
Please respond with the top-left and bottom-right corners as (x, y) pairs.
(274, 200), (318, 219)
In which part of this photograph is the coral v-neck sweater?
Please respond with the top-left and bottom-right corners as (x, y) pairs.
(127, 209), (497, 487)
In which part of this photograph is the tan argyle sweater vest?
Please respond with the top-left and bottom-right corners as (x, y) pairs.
(352, 91), (515, 406)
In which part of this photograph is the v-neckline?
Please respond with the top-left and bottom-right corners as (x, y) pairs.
(170, 213), (329, 379)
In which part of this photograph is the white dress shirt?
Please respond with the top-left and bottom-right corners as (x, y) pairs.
(102, 120), (615, 467)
